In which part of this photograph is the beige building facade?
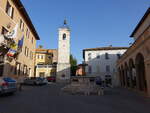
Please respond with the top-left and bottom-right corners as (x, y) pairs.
(117, 8), (150, 96)
(0, 0), (40, 79)
(35, 48), (57, 77)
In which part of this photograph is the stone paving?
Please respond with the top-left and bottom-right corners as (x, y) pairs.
(0, 83), (150, 113)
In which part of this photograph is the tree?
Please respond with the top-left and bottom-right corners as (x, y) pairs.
(38, 45), (43, 49)
(70, 54), (77, 66)
(70, 54), (77, 76)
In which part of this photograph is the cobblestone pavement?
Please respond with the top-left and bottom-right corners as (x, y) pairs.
(0, 83), (150, 113)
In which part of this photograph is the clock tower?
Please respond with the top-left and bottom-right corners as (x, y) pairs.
(56, 20), (71, 82)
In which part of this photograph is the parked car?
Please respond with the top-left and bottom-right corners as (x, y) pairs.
(46, 76), (56, 82)
(0, 77), (17, 95)
(95, 76), (102, 86)
(24, 77), (47, 85)
(37, 77), (48, 85)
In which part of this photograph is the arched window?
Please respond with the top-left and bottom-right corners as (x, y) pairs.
(105, 53), (109, 59)
(63, 33), (66, 40)
(88, 66), (92, 74)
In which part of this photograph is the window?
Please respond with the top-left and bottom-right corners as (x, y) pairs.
(88, 53), (91, 56)
(27, 48), (29, 57)
(17, 63), (21, 75)
(20, 19), (24, 31)
(6, 1), (14, 18)
(88, 66), (92, 74)
(63, 33), (66, 40)
(14, 62), (21, 75)
(14, 63), (17, 75)
(88, 53), (92, 60)
(106, 65), (110, 73)
(23, 65), (26, 75)
(41, 55), (43, 59)
(1, 27), (8, 35)
(96, 54), (100, 59)
(32, 37), (34, 43)
(96, 65), (100, 73)
(28, 68), (31, 76)
(24, 47), (29, 57)
(105, 53), (109, 59)
(24, 65), (28, 75)
(0, 64), (4, 76)
(24, 47), (27, 56)
(117, 54), (121, 59)
(37, 55), (39, 59)
(26, 66), (28, 75)
(26, 28), (30, 38)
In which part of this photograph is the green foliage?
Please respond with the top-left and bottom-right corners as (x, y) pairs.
(38, 45), (43, 49)
(70, 54), (77, 66)
(70, 54), (77, 76)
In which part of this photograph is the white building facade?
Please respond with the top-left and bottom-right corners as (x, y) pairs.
(57, 20), (71, 82)
(83, 47), (128, 87)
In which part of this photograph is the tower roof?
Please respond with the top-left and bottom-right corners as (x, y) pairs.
(60, 20), (70, 29)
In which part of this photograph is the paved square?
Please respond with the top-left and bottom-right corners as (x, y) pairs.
(0, 84), (150, 113)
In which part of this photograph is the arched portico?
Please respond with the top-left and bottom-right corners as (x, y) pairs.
(129, 59), (136, 88)
(118, 67), (123, 87)
(125, 63), (130, 87)
(121, 65), (126, 87)
(135, 53), (147, 92)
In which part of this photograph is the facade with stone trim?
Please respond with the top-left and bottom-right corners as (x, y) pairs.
(117, 7), (150, 96)
(0, 0), (40, 79)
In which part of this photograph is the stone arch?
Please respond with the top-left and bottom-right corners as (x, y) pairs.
(135, 53), (147, 92)
(121, 65), (125, 87)
(129, 58), (136, 88)
(118, 67), (122, 86)
(125, 62), (130, 87)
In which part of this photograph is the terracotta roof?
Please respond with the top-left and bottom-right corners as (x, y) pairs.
(47, 49), (57, 53)
(36, 49), (57, 53)
(83, 47), (128, 51)
(130, 7), (150, 37)
(12, 0), (40, 40)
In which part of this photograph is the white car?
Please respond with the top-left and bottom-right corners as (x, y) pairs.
(0, 77), (17, 95)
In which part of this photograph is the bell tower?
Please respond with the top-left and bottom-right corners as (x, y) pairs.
(56, 20), (71, 82)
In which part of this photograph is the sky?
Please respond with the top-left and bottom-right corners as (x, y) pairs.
(21, 0), (150, 64)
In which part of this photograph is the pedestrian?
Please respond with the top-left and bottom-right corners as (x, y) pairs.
(18, 77), (24, 91)
(19, 82), (22, 91)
